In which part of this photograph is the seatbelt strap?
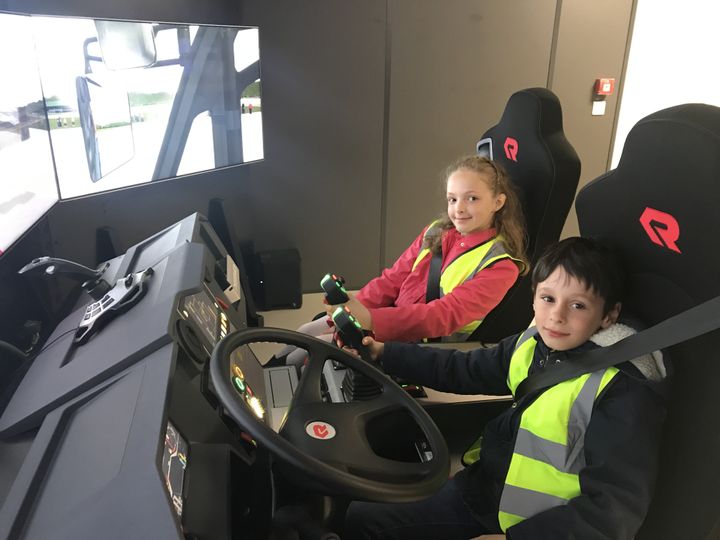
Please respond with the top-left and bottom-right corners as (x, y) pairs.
(422, 251), (443, 343)
(425, 251), (442, 303)
(515, 294), (720, 399)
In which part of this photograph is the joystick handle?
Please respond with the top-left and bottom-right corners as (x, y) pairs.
(19, 256), (111, 300)
(331, 306), (372, 363)
(321, 273), (349, 305)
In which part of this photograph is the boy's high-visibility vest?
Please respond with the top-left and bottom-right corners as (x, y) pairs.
(498, 327), (619, 531)
(412, 220), (523, 341)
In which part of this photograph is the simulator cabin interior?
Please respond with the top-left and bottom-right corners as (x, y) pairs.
(1, 1), (720, 539)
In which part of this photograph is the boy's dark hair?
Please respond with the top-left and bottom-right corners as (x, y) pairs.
(531, 237), (626, 314)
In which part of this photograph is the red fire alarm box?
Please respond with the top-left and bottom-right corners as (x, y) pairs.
(594, 78), (616, 96)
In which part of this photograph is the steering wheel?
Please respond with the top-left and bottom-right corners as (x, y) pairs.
(210, 327), (449, 503)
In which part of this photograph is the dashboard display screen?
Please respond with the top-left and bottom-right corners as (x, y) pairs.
(180, 289), (219, 347)
(162, 421), (188, 517)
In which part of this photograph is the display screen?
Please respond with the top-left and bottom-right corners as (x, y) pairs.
(0, 13), (59, 256)
(179, 285), (236, 356)
(180, 289), (219, 347)
(1, 13), (263, 260)
(31, 17), (263, 199)
(162, 421), (189, 517)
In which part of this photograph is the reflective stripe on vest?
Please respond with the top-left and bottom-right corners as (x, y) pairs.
(498, 328), (619, 531)
(412, 221), (521, 340)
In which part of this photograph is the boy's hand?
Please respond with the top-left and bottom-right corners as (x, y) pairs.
(341, 336), (384, 362)
(470, 535), (506, 540)
(325, 293), (373, 330)
(361, 335), (384, 361)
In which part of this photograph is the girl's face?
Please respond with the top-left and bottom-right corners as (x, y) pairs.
(446, 168), (506, 235)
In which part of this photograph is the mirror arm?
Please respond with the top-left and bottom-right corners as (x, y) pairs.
(82, 37), (102, 74)
(152, 58), (182, 68)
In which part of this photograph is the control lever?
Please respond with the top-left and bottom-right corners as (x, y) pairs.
(18, 256), (155, 345)
(18, 256), (112, 300)
(331, 306), (382, 401)
(330, 306), (372, 363)
(73, 268), (154, 344)
(320, 273), (349, 305)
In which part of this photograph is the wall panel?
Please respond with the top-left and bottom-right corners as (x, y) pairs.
(384, 0), (557, 264)
(550, 0), (635, 238)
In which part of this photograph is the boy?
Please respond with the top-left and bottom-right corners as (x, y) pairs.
(344, 237), (667, 540)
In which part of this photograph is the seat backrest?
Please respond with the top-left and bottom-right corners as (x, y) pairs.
(473, 87), (581, 343)
(575, 103), (720, 539)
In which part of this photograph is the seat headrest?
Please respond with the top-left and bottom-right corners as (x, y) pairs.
(576, 103), (720, 325)
(472, 88), (581, 343)
(479, 87), (581, 257)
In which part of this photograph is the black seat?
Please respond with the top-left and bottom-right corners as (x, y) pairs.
(575, 103), (720, 539)
(473, 87), (581, 343)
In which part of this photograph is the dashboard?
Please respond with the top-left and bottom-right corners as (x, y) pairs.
(0, 212), (452, 540)
(0, 213), (274, 539)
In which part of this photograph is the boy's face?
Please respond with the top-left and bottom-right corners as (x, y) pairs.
(533, 266), (620, 351)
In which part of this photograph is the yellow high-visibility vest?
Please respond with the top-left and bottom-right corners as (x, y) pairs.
(498, 327), (619, 531)
(412, 220), (523, 340)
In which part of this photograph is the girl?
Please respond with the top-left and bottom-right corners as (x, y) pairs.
(342, 155), (528, 343)
(273, 155), (528, 367)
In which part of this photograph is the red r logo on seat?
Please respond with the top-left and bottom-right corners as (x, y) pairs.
(639, 207), (681, 253)
(504, 137), (518, 162)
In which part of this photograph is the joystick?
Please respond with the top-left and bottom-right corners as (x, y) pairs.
(19, 256), (112, 299)
(330, 306), (372, 362)
(320, 273), (349, 305)
(73, 267), (154, 344)
(330, 306), (382, 401)
(330, 303), (426, 399)
(18, 256), (154, 345)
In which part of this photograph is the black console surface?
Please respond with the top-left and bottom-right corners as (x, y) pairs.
(0, 214), (246, 437)
(0, 213), (272, 540)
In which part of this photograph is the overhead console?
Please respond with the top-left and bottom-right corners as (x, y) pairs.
(0, 213), (273, 539)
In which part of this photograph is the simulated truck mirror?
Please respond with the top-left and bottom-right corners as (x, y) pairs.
(94, 20), (157, 70)
(76, 74), (134, 182)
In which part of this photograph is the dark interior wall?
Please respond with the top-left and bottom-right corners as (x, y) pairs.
(237, 0), (387, 289)
(383, 0), (558, 263)
(550, 0), (636, 238)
